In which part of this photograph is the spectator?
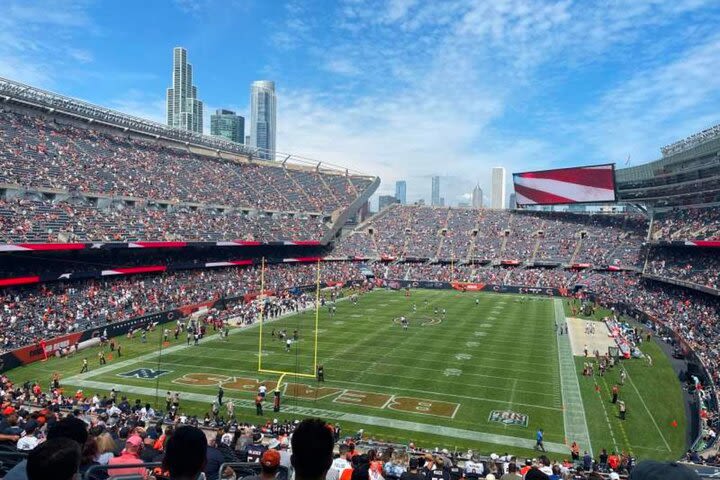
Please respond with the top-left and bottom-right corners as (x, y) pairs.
(26, 438), (81, 480)
(107, 435), (146, 478)
(162, 425), (208, 480)
(498, 463), (520, 480)
(5, 416), (88, 480)
(243, 449), (283, 480)
(291, 419), (334, 480)
(400, 458), (425, 480)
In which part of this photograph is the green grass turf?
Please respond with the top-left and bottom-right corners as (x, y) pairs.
(562, 300), (686, 460)
(6, 290), (686, 460)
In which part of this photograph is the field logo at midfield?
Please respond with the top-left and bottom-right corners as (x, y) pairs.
(118, 368), (172, 380)
(488, 410), (529, 427)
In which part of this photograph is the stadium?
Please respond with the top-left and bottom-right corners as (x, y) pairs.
(1, 5), (720, 480)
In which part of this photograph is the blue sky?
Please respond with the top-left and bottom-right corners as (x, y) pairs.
(3, 0), (720, 206)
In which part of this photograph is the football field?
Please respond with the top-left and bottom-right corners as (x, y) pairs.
(9, 289), (686, 459)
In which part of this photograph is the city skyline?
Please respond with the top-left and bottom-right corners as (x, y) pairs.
(6, 1), (720, 206)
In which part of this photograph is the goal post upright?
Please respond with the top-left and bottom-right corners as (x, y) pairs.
(258, 257), (265, 372)
(313, 257), (320, 372)
(257, 257), (321, 383)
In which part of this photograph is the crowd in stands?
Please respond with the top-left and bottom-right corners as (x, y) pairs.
(0, 198), (327, 243)
(0, 262), (365, 353)
(652, 207), (720, 241)
(331, 232), (378, 258)
(372, 264), (578, 288)
(339, 206), (646, 266)
(646, 248), (720, 291)
(0, 371), (707, 480)
(0, 110), (372, 239)
(582, 274), (720, 422)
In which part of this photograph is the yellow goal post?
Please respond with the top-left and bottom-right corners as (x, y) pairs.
(257, 257), (322, 390)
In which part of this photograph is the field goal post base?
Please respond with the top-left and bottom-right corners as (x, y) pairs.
(258, 369), (317, 413)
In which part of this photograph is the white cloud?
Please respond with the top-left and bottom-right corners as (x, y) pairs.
(107, 90), (166, 124)
(273, 0), (719, 205)
(0, 0), (94, 87)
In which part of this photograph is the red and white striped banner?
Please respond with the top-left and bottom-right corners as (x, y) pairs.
(513, 164), (616, 206)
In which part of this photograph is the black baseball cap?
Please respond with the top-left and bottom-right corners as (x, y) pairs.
(629, 461), (700, 480)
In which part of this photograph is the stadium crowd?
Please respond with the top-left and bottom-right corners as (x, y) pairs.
(0, 198), (327, 243)
(0, 262), (365, 353)
(0, 376), (707, 480)
(0, 110), (371, 220)
(646, 248), (720, 291)
(340, 206), (646, 266)
(372, 264), (578, 288)
(652, 207), (720, 241)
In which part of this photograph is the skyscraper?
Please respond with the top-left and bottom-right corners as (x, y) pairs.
(395, 181), (407, 204)
(472, 184), (483, 208)
(491, 167), (506, 209)
(210, 109), (245, 143)
(166, 47), (203, 134)
(509, 192), (517, 209)
(431, 176), (440, 206)
(250, 80), (277, 160)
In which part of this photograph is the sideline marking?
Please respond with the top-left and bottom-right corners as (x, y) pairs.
(554, 299), (593, 455)
(624, 369), (671, 452)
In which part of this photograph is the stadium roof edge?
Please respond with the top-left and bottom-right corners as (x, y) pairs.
(0, 76), (374, 178)
(661, 123), (720, 157)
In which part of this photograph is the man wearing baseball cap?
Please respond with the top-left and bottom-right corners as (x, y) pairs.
(245, 449), (284, 480)
(107, 435), (146, 478)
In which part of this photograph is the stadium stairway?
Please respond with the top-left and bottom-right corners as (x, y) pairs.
(434, 209), (452, 259)
(315, 171), (341, 206)
(465, 209), (484, 263)
(529, 237), (541, 263)
(569, 236), (584, 264)
(283, 169), (317, 207)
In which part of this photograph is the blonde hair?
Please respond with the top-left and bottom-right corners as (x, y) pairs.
(96, 432), (116, 454)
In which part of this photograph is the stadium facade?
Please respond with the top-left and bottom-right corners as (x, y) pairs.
(2, 73), (720, 469)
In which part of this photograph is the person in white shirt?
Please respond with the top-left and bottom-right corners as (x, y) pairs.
(16, 423), (40, 451)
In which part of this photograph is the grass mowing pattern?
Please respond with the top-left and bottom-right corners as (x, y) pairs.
(6, 290), (686, 459)
(563, 300), (686, 460)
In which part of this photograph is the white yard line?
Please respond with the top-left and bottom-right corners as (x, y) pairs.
(624, 368), (672, 452)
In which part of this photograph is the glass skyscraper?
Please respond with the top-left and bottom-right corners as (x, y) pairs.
(210, 109), (244, 144)
(166, 47), (203, 134)
(250, 80), (277, 160)
(431, 176), (441, 206)
(395, 180), (407, 204)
